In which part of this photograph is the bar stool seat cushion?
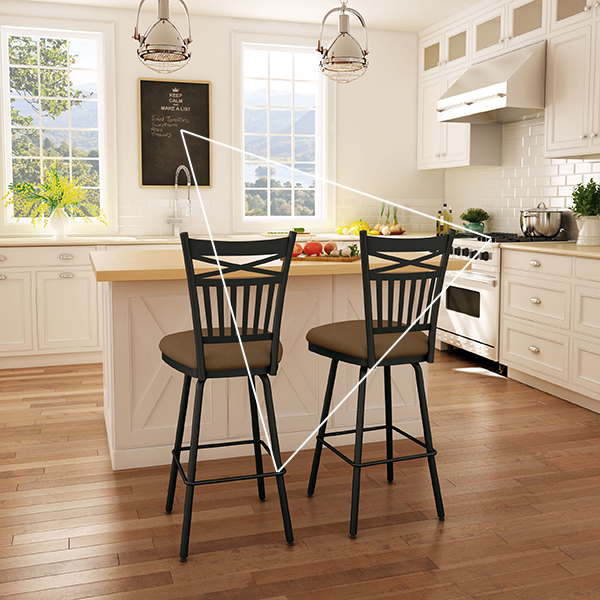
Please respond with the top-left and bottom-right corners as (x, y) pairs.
(306, 320), (429, 362)
(160, 330), (283, 372)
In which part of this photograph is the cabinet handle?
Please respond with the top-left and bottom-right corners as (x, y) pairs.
(59, 254), (74, 260)
(530, 297), (541, 304)
(528, 346), (540, 353)
(59, 272), (74, 278)
(0, 255), (6, 261)
(580, 134), (587, 139)
(529, 260), (541, 267)
(0, 275), (5, 280)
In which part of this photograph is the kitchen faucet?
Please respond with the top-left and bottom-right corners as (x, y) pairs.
(168, 165), (191, 237)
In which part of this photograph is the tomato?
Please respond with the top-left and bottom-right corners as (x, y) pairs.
(303, 241), (323, 256)
(292, 243), (303, 257)
(324, 241), (337, 255)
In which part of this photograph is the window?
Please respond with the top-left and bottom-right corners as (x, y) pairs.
(233, 33), (334, 232)
(1, 20), (117, 235)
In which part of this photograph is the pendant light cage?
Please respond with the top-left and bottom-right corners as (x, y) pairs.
(317, 1), (369, 84)
(134, 0), (192, 74)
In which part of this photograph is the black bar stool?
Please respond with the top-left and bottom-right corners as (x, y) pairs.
(160, 231), (296, 561)
(306, 229), (455, 538)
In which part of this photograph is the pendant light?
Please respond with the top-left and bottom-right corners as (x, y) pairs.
(133, 0), (192, 74)
(317, 0), (368, 84)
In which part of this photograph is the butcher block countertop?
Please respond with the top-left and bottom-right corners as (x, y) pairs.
(90, 248), (471, 282)
(499, 241), (600, 258)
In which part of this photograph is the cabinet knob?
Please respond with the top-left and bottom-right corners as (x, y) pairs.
(59, 272), (74, 278)
(528, 346), (540, 353)
(59, 254), (74, 260)
(580, 134), (587, 139)
(435, 153), (439, 157)
(0, 255), (6, 261)
(584, 4), (590, 10)
(441, 152), (446, 157)
(591, 133), (597, 138)
(529, 260), (541, 266)
(530, 297), (542, 304)
(507, 35), (513, 40)
(0, 275), (5, 280)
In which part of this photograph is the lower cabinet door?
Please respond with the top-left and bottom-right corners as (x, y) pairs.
(0, 270), (33, 353)
(501, 316), (569, 382)
(571, 336), (600, 400)
(36, 268), (99, 350)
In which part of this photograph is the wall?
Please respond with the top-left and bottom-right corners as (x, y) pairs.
(0, 0), (444, 236)
(443, 116), (598, 238)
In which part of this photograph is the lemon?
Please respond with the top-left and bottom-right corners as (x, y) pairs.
(368, 229), (380, 235)
(335, 225), (346, 235)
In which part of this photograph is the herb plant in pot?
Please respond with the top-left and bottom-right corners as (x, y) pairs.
(460, 208), (490, 234)
(571, 179), (600, 246)
(3, 166), (107, 238)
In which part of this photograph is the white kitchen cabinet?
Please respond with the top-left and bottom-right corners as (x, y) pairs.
(508, 0), (548, 46)
(545, 25), (597, 156)
(501, 248), (600, 408)
(418, 67), (502, 170)
(36, 268), (99, 351)
(550, 0), (595, 32)
(0, 245), (102, 367)
(472, 5), (507, 60)
(0, 271), (33, 353)
(420, 22), (470, 79)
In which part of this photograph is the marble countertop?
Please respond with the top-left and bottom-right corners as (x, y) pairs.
(499, 241), (600, 258)
(0, 236), (181, 247)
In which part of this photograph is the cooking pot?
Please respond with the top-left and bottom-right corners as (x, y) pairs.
(520, 202), (563, 237)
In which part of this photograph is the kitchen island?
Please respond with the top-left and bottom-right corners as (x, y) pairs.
(91, 245), (469, 470)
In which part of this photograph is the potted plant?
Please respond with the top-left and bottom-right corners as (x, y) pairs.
(3, 166), (107, 238)
(459, 208), (490, 234)
(571, 179), (600, 245)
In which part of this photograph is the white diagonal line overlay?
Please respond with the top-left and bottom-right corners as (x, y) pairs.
(180, 129), (491, 474)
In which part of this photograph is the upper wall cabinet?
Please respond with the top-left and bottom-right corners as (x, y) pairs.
(550, 0), (596, 32)
(472, 0), (547, 61)
(545, 23), (600, 156)
(420, 22), (470, 78)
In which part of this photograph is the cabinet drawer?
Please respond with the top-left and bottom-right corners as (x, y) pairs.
(575, 256), (600, 282)
(501, 316), (569, 381)
(0, 246), (95, 268)
(571, 336), (600, 399)
(502, 273), (571, 329)
(502, 249), (572, 277)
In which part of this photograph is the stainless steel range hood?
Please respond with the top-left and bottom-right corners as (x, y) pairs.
(437, 41), (546, 124)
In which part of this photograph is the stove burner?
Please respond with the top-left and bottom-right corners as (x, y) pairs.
(453, 231), (558, 243)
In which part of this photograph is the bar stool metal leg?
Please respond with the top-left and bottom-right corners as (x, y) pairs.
(349, 366), (368, 539)
(413, 363), (445, 520)
(180, 378), (205, 562)
(384, 365), (394, 484)
(248, 375), (266, 502)
(166, 374), (191, 514)
(260, 374), (294, 546)
(307, 359), (338, 497)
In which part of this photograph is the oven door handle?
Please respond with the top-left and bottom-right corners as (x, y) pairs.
(445, 271), (497, 287)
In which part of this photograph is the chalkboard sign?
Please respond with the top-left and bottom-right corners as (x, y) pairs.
(138, 79), (211, 187)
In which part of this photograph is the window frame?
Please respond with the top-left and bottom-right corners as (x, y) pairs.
(0, 16), (118, 236)
(232, 31), (336, 233)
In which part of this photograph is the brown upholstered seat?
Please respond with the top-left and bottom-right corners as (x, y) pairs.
(160, 330), (283, 373)
(306, 320), (429, 363)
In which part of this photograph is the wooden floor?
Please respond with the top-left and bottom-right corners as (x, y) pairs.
(1, 353), (600, 599)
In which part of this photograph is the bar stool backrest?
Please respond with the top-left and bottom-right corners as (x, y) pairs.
(359, 229), (455, 366)
(180, 231), (297, 379)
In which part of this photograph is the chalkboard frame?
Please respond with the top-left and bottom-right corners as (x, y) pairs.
(138, 78), (212, 188)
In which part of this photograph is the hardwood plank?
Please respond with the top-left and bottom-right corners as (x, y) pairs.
(1, 354), (600, 599)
